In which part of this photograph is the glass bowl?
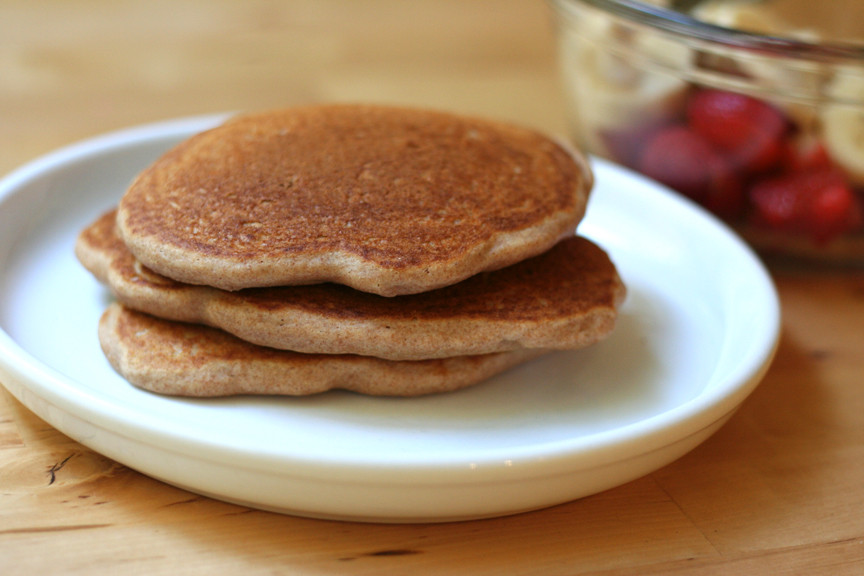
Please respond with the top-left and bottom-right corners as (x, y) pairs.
(548, 0), (864, 264)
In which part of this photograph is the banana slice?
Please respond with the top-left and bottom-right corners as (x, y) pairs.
(555, 9), (689, 162)
(694, 0), (864, 44)
(822, 70), (864, 186)
(692, 0), (799, 38)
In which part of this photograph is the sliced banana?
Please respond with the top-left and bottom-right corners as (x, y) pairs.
(555, 8), (689, 160)
(692, 0), (803, 39)
(694, 0), (864, 45)
(822, 70), (864, 186)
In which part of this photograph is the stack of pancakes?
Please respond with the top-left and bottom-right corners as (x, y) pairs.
(75, 104), (625, 397)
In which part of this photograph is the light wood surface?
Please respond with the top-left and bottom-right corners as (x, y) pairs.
(2, 1), (864, 574)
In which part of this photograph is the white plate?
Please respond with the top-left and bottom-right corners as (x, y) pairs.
(0, 115), (779, 523)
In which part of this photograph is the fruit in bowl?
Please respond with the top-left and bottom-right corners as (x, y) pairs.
(549, 0), (864, 262)
(630, 87), (862, 244)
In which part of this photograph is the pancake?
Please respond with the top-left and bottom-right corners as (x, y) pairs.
(78, 209), (626, 361)
(98, 303), (548, 397)
(115, 104), (592, 296)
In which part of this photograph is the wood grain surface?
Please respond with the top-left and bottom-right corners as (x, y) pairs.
(2, 1), (864, 574)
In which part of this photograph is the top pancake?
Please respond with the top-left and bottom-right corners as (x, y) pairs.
(116, 104), (592, 295)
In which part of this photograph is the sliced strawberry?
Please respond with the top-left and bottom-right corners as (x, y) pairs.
(749, 167), (862, 244)
(687, 89), (788, 174)
(809, 180), (862, 243)
(749, 174), (809, 230)
(781, 136), (833, 173)
(703, 165), (746, 219)
(600, 119), (668, 170)
(637, 125), (744, 217)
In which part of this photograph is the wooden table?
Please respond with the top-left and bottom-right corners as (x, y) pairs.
(2, 1), (863, 574)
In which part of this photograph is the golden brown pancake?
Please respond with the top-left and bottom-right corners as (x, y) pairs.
(115, 104), (592, 296)
(98, 303), (548, 397)
(78, 209), (626, 361)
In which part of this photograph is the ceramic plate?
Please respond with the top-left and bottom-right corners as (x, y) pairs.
(0, 115), (779, 523)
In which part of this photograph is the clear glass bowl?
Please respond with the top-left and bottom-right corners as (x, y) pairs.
(548, 0), (864, 264)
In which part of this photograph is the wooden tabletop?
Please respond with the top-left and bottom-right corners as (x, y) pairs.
(2, 1), (863, 574)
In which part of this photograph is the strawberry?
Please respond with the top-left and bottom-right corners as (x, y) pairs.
(687, 89), (788, 174)
(637, 125), (744, 217)
(809, 180), (862, 243)
(749, 167), (862, 244)
(600, 120), (668, 170)
(781, 136), (833, 173)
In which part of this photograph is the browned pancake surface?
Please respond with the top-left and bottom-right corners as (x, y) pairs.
(98, 303), (547, 397)
(116, 104), (592, 295)
(78, 209), (626, 361)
